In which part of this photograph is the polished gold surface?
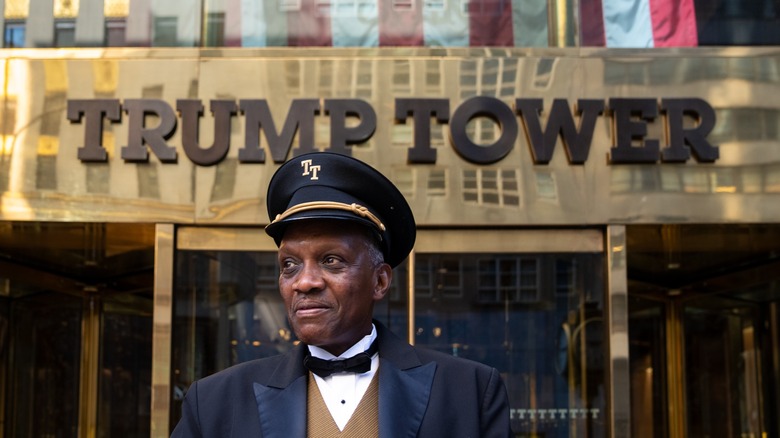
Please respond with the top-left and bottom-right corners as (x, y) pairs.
(54, 0), (79, 18)
(78, 295), (99, 438)
(151, 224), (174, 438)
(0, 47), (779, 225)
(104, 0), (128, 18)
(415, 228), (603, 253)
(664, 292), (686, 438)
(4, 0), (29, 19)
(607, 226), (630, 438)
(176, 226), (276, 250)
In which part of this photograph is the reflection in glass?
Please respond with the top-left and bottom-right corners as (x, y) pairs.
(628, 295), (667, 438)
(3, 22), (25, 47)
(98, 299), (152, 437)
(628, 224), (780, 437)
(414, 252), (606, 437)
(170, 249), (409, 427)
(7, 293), (82, 437)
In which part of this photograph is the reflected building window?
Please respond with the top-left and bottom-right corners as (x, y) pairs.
(535, 171), (557, 201)
(462, 168), (520, 206)
(415, 255), (465, 299)
(500, 58), (517, 97)
(53, 0), (76, 47)
(204, 12), (225, 47)
(317, 59), (334, 96)
(478, 256), (539, 303)
(660, 166), (683, 192)
(153, 16), (177, 46)
(105, 19), (126, 47)
(210, 158), (237, 202)
(681, 168), (710, 193)
(714, 108), (780, 143)
(104, 0), (127, 47)
(37, 91), (66, 190)
(533, 58), (556, 89)
(427, 168), (447, 197)
(353, 59), (374, 99)
(555, 258), (577, 297)
(392, 59), (411, 95)
(764, 164), (780, 192)
(742, 166), (763, 193)
(482, 58), (499, 96)
(5, 0), (27, 47)
(284, 60), (302, 95)
(425, 59), (443, 94)
(54, 20), (75, 47)
(460, 59), (478, 99)
(3, 21), (25, 47)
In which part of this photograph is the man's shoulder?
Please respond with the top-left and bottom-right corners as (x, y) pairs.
(195, 351), (293, 389)
(411, 345), (496, 373)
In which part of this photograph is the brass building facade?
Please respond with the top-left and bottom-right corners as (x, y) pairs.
(1, 2), (780, 438)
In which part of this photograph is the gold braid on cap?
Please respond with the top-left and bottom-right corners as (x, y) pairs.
(270, 201), (386, 232)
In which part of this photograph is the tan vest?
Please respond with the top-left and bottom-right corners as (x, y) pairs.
(306, 373), (380, 437)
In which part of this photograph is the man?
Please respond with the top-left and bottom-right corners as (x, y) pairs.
(171, 152), (512, 437)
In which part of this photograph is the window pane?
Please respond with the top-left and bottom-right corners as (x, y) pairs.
(204, 12), (225, 47)
(415, 252), (606, 436)
(153, 17), (178, 46)
(4, 23), (25, 48)
(54, 20), (75, 47)
(105, 19), (126, 47)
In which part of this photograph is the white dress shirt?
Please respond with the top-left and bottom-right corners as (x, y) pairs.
(307, 324), (379, 431)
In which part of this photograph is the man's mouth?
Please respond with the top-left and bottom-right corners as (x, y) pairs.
(294, 301), (329, 317)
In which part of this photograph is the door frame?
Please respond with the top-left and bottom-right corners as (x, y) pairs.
(151, 225), (629, 437)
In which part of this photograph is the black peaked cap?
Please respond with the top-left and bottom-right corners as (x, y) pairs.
(265, 152), (416, 268)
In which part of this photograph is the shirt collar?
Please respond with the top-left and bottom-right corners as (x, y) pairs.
(308, 323), (378, 360)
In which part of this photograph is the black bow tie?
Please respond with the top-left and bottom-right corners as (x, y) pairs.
(304, 339), (379, 378)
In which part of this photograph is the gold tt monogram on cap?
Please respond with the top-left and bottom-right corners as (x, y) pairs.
(301, 159), (320, 180)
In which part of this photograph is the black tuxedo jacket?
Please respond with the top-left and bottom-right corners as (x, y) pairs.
(171, 322), (512, 437)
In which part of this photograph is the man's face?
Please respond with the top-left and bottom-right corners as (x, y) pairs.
(277, 220), (392, 356)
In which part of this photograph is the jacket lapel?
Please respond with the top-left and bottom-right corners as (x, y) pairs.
(252, 346), (309, 438)
(375, 322), (437, 438)
(378, 360), (436, 438)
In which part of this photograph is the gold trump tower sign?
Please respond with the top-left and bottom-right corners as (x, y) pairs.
(67, 96), (719, 165)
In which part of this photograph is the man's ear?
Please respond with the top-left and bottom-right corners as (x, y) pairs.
(372, 263), (393, 301)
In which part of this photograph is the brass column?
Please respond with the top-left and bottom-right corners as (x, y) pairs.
(78, 292), (100, 438)
(665, 296), (686, 438)
(151, 224), (175, 437)
(607, 226), (630, 437)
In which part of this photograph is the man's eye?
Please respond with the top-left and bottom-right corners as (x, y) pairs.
(323, 256), (339, 265)
(280, 260), (297, 272)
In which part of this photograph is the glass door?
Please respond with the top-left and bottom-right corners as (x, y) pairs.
(628, 224), (780, 438)
(0, 222), (155, 438)
(413, 229), (606, 437)
(683, 295), (768, 437)
(168, 226), (608, 437)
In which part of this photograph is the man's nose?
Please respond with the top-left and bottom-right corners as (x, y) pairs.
(294, 262), (324, 292)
